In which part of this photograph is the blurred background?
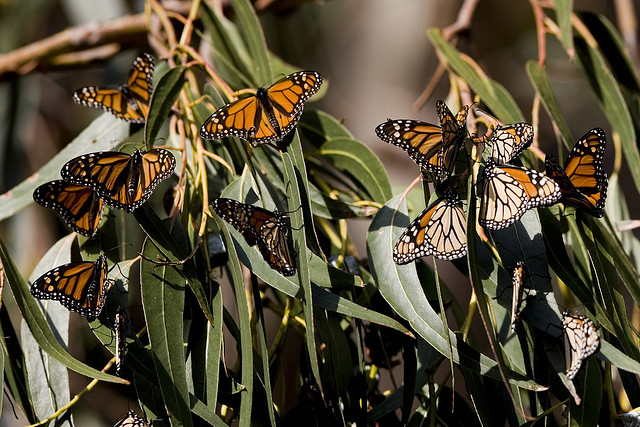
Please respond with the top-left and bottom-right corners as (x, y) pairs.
(0, 0), (631, 425)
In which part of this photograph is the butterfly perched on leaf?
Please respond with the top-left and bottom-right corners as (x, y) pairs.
(61, 149), (176, 213)
(113, 410), (149, 427)
(200, 71), (323, 146)
(73, 53), (154, 123)
(563, 311), (600, 380)
(393, 185), (467, 264)
(544, 128), (608, 218)
(479, 159), (561, 230)
(375, 100), (469, 181)
(510, 261), (526, 331)
(489, 123), (534, 164)
(30, 254), (110, 321)
(114, 308), (128, 376)
(33, 180), (104, 238)
(211, 197), (296, 276)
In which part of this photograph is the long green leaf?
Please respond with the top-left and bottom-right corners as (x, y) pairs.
(214, 217), (254, 426)
(140, 238), (192, 427)
(315, 137), (392, 204)
(145, 64), (186, 147)
(428, 29), (524, 123)
(228, 0), (271, 82)
(573, 33), (640, 196)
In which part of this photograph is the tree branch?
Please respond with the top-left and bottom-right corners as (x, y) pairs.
(0, 14), (148, 80)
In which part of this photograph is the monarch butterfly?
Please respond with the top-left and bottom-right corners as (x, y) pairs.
(200, 71), (323, 146)
(30, 254), (110, 321)
(33, 180), (104, 238)
(489, 123), (534, 164)
(544, 128), (608, 218)
(393, 186), (467, 264)
(114, 308), (127, 376)
(60, 149), (176, 213)
(563, 311), (600, 380)
(375, 100), (469, 181)
(114, 410), (149, 427)
(73, 53), (154, 123)
(479, 159), (561, 230)
(211, 197), (296, 276)
(510, 261), (526, 331)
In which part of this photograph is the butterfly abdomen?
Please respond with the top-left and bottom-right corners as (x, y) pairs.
(256, 87), (283, 140)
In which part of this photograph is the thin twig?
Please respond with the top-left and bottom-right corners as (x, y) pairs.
(0, 14), (148, 80)
(415, 0), (481, 109)
(442, 0), (482, 40)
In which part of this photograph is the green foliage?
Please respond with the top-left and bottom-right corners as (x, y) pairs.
(2, 1), (640, 426)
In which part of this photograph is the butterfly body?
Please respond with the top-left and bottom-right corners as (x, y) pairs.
(563, 311), (600, 380)
(479, 159), (561, 230)
(510, 261), (526, 331)
(33, 180), (104, 237)
(544, 128), (607, 217)
(375, 101), (469, 181)
(61, 149), (176, 213)
(30, 254), (110, 320)
(200, 71), (323, 146)
(211, 198), (296, 276)
(393, 186), (467, 263)
(114, 308), (127, 376)
(73, 53), (154, 123)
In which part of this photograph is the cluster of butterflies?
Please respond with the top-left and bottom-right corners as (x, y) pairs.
(30, 145), (176, 314)
(28, 51), (605, 424)
(28, 54), (320, 403)
(376, 102), (608, 265)
(377, 101), (607, 379)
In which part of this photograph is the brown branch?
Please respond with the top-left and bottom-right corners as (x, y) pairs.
(0, 14), (148, 80)
(415, 0), (481, 108)
(442, 0), (482, 40)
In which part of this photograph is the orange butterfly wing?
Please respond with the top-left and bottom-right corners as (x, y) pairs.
(393, 186), (467, 264)
(73, 53), (154, 123)
(30, 254), (110, 320)
(211, 198), (296, 276)
(33, 180), (104, 237)
(61, 149), (175, 212)
(200, 71), (323, 146)
(480, 160), (561, 230)
(376, 101), (468, 182)
(489, 123), (534, 164)
(544, 128), (607, 217)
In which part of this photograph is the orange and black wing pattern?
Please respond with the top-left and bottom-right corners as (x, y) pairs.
(211, 197), (296, 276)
(544, 128), (607, 217)
(73, 53), (154, 123)
(479, 159), (561, 230)
(30, 254), (110, 320)
(61, 149), (175, 212)
(200, 71), (323, 146)
(489, 123), (534, 164)
(375, 100), (468, 181)
(393, 186), (467, 264)
(562, 311), (600, 380)
(33, 180), (104, 237)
